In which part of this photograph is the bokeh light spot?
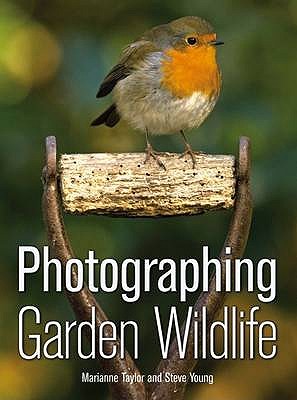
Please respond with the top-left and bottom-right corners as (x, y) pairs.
(3, 23), (61, 89)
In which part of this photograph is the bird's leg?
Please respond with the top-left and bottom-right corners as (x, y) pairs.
(144, 130), (166, 170)
(179, 130), (199, 169)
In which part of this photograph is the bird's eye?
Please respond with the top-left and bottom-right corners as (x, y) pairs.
(187, 37), (197, 46)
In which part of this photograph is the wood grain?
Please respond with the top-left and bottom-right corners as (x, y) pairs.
(58, 153), (236, 217)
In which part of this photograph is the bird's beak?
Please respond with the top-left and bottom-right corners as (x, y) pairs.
(209, 40), (224, 46)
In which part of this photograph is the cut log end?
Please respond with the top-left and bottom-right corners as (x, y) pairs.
(58, 152), (236, 217)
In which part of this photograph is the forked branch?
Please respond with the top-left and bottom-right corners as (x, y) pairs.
(42, 136), (252, 400)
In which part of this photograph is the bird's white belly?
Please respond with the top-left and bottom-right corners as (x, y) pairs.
(138, 91), (216, 134)
(115, 86), (217, 134)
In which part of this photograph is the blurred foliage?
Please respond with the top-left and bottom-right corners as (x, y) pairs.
(0, 0), (296, 399)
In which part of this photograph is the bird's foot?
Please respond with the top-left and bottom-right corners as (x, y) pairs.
(179, 145), (202, 169)
(144, 144), (166, 170)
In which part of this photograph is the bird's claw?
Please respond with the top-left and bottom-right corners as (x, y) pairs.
(179, 145), (200, 169)
(144, 145), (166, 170)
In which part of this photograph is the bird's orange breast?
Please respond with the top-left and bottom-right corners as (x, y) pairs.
(161, 45), (221, 98)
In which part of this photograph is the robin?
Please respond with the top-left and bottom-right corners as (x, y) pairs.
(91, 16), (223, 169)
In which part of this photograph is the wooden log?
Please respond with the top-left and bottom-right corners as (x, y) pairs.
(58, 153), (236, 217)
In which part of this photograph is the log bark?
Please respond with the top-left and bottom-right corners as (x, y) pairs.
(58, 152), (236, 217)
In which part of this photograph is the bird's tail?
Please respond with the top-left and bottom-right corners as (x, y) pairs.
(91, 104), (120, 127)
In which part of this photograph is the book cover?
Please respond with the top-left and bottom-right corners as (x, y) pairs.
(1, 2), (296, 400)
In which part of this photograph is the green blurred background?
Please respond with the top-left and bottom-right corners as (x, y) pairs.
(1, 0), (296, 399)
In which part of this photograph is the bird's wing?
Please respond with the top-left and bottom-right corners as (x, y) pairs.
(96, 40), (158, 98)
